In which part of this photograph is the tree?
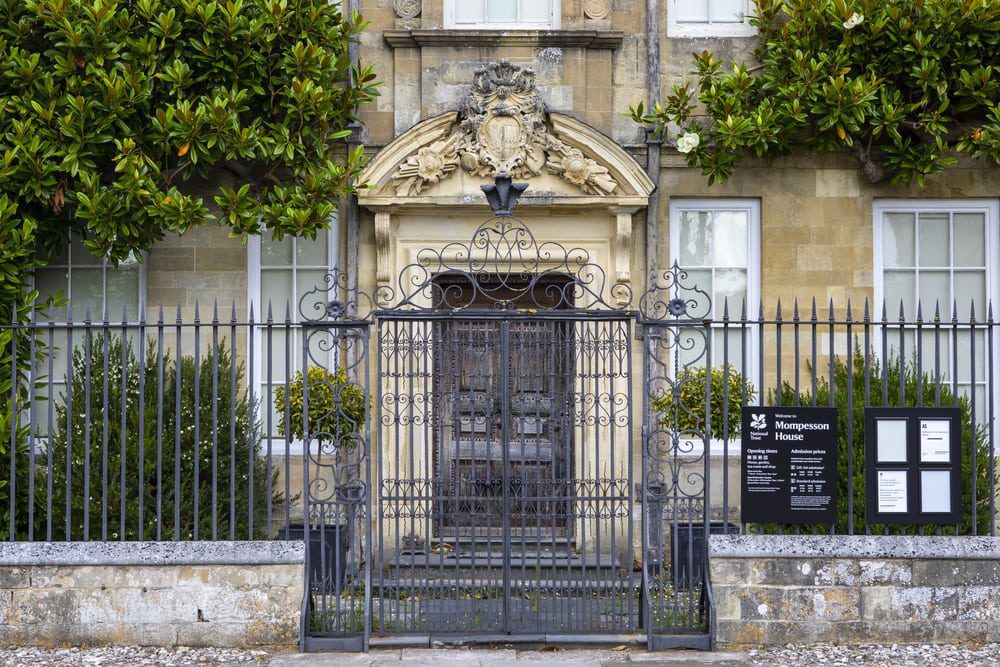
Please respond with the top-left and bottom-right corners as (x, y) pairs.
(0, 0), (378, 291)
(630, 0), (1000, 186)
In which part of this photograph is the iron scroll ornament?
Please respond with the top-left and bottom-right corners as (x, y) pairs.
(375, 174), (633, 312)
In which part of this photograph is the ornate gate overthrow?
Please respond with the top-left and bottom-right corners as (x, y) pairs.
(298, 176), (716, 649)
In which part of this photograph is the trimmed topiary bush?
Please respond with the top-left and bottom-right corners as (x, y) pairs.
(653, 365), (757, 438)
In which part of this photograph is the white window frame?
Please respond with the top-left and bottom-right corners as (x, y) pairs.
(667, 0), (757, 38)
(873, 199), (1000, 436)
(444, 0), (560, 30)
(873, 199), (1000, 317)
(669, 198), (761, 455)
(248, 231), (339, 457)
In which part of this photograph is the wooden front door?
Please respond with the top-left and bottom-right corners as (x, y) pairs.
(433, 277), (574, 539)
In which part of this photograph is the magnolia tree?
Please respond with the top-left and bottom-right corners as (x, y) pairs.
(631, 0), (1000, 185)
(0, 0), (378, 312)
(0, 0), (378, 535)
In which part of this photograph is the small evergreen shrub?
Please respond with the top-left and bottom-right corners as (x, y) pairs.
(769, 351), (995, 536)
(653, 366), (756, 438)
(39, 335), (282, 540)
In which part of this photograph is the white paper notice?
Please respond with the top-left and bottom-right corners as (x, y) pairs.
(876, 419), (908, 462)
(920, 419), (951, 463)
(921, 470), (951, 513)
(877, 470), (908, 513)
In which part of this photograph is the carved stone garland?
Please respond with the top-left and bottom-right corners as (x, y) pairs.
(391, 62), (619, 197)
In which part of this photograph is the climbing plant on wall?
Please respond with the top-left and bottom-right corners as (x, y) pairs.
(630, 0), (1000, 186)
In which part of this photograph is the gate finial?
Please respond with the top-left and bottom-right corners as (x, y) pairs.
(482, 173), (528, 216)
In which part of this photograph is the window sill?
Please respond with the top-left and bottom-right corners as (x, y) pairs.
(383, 28), (624, 50)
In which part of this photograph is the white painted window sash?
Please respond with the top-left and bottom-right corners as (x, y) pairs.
(667, 0), (757, 38)
(444, 0), (560, 29)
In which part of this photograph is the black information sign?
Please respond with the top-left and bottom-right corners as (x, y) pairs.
(864, 407), (962, 525)
(741, 406), (839, 524)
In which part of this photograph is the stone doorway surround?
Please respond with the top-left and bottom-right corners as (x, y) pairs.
(357, 61), (654, 306)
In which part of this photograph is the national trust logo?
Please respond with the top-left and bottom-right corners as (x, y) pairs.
(751, 413), (767, 431)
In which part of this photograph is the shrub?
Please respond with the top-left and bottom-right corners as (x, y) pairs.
(39, 334), (282, 540)
(769, 350), (995, 535)
(653, 366), (756, 438)
(274, 366), (366, 450)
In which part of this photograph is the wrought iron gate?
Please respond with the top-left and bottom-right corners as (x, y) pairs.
(297, 176), (716, 649)
(375, 312), (636, 637)
(639, 265), (717, 649)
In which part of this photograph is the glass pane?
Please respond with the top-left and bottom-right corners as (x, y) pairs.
(714, 328), (744, 378)
(35, 268), (69, 321)
(679, 211), (712, 266)
(883, 270), (915, 316)
(263, 328), (290, 379)
(105, 267), (139, 318)
(954, 213), (986, 267)
(519, 0), (550, 22)
(883, 213), (915, 267)
(714, 268), (747, 315)
(917, 329), (944, 380)
(684, 269), (712, 317)
(72, 268), (105, 318)
(954, 331), (986, 383)
(70, 235), (103, 266)
(676, 0), (710, 22)
(486, 0), (517, 21)
(953, 271), (985, 319)
(918, 213), (949, 267)
(261, 270), (294, 319)
(454, 0), (484, 22)
(298, 269), (329, 320)
(918, 271), (949, 315)
(710, 0), (745, 22)
(296, 232), (328, 267)
(261, 233), (293, 267)
(713, 211), (748, 267)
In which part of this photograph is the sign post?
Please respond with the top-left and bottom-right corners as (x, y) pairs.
(741, 406), (839, 524)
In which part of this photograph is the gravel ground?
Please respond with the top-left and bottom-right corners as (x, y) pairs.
(750, 643), (1000, 666)
(3, 644), (1000, 666)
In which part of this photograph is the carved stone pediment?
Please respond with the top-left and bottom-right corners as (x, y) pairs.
(391, 61), (619, 197)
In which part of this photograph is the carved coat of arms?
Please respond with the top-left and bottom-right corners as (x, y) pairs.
(392, 62), (617, 197)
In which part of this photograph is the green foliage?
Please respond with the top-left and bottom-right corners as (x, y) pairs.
(274, 365), (365, 448)
(769, 351), (996, 535)
(39, 334), (282, 540)
(630, 0), (1000, 185)
(653, 366), (756, 437)
(0, 0), (378, 269)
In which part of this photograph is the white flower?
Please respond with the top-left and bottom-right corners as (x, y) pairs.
(843, 12), (864, 30)
(676, 132), (701, 154)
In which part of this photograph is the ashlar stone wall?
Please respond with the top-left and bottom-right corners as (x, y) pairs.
(0, 542), (304, 648)
(711, 535), (1000, 648)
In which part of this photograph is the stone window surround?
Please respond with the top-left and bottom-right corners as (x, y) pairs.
(666, 0), (757, 38)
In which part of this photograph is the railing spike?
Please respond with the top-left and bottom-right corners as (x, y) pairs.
(213, 299), (219, 322)
(863, 298), (870, 322)
(846, 299), (853, 321)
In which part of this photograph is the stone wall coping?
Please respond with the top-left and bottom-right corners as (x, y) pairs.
(710, 534), (1000, 560)
(0, 541), (305, 566)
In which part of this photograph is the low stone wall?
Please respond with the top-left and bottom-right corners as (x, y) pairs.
(0, 541), (304, 647)
(710, 535), (1000, 648)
